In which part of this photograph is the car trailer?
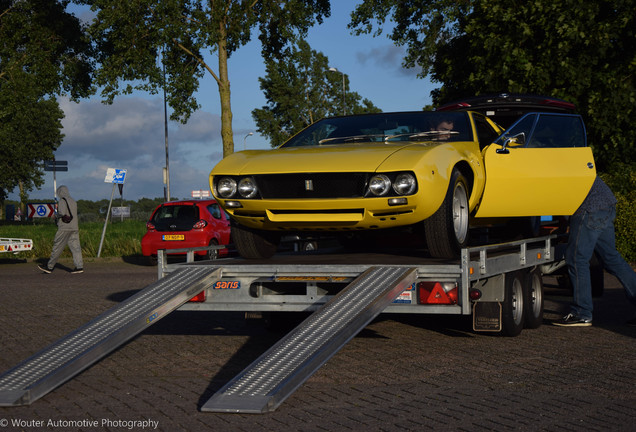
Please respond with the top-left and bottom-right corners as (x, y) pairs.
(0, 235), (564, 413)
(0, 238), (33, 255)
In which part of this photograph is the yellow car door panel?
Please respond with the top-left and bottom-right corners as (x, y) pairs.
(476, 145), (596, 217)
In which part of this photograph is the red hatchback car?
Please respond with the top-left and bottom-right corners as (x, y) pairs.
(141, 199), (231, 262)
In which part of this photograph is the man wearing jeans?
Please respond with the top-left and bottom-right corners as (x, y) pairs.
(554, 176), (636, 326)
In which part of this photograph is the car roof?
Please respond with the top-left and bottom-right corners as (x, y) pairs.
(157, 199), (217, 207)
(436, 93), (577, 129)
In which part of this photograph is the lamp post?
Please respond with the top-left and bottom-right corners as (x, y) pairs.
(162, 49), (170, 202)
(243, 132), (254, 150)
(328, 67), (346, 115)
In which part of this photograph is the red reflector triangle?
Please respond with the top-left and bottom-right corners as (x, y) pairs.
(426, 284), (451, 304)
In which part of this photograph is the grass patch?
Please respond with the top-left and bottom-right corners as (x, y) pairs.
(0, 220), (146, 260)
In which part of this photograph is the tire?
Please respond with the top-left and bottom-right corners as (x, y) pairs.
(232, 223), (280, 259)
(501, 271), (525, 336)
(522, 268), (544, 329)
(207, 239), (219, 260)
(424, 168), (470, 258)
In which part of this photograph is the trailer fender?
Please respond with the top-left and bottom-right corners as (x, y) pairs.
(472, 274), (504, 302)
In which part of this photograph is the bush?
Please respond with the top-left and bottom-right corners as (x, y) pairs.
(601, 163), (636, 263)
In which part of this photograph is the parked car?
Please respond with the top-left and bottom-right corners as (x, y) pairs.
(141, 199), (231, 262)
(209, 98), (596, 260)
(437, 93), (577, 128)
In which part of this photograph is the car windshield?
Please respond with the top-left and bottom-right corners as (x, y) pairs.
(150, 204), (200, 231)
(280, 112), (473, 147)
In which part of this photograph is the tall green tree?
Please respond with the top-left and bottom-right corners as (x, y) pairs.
(80, 0), (331, 158)
(0, 0), (93, 211)
(349, 0), (636, 169)
(252, 40), (381, 147)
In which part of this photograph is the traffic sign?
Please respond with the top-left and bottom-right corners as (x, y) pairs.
(191, 190), (211, 198)
(27, 203), (55, 218)
(44, 160), (68, 172)
(104, 168), (127, 184)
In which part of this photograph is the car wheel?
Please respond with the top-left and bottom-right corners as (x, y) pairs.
(522, 268), (544, 329)
(424, 168), (469, 258)
(232, 223), (280, 259)
(501, 271), (525, 336)
(207, 239), (219, 260)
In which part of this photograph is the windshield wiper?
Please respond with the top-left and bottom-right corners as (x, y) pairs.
(384, 130), (460, 141)
(318, 134), (386, 144)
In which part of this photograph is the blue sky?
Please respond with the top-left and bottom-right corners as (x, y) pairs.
(16, 1), (436, 203)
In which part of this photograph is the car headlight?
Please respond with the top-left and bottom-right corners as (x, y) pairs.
(238, 177), (258, 198)
(368, 174), (391, 196)
(393, 173), (417, 195)
(216, 177), (237, 198)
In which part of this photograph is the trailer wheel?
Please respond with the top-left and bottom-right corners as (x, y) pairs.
(501, 271), (525, 336)
(232, 223), (280, 259)
(522, 269), (544, 329)
(424, 168), (469, 258)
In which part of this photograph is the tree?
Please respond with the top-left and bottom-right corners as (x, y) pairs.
(0, 0), (93, 213)
(252, 40), (381, 147)
(349, 0), (636, 169)
(81, 0), (331, 158)
(0, 73), (65, 205)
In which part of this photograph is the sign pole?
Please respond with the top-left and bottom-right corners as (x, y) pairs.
(97, 184), (116, 258)
(98, 168), (127, 258)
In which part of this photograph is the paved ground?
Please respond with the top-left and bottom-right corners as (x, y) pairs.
(0, 257), (634, 431)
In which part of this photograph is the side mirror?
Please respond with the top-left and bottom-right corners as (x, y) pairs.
(496, 132), (525, 154)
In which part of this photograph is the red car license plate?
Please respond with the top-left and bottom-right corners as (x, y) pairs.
(162, 234), (185, 241)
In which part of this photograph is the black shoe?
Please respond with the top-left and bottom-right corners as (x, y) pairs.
(71, 268), (84, 274)
(38, 264), (53, 274)
(553, 313), (592, 327)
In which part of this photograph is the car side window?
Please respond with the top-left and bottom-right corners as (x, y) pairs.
(472, 113), (501, 150)
(208, 203), (222, 219)
(526, 114), (587, 148)
(496, 114), (537, 147)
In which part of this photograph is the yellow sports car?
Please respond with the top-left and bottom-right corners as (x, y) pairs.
(210, 109), (596, 259)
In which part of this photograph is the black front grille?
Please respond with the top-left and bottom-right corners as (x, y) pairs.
(255, 173), (368, 199)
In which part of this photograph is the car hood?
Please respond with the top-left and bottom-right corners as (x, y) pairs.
(212, 142), (441, 174)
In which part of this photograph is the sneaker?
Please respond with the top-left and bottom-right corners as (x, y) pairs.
(553, 313), (592, 327)
(38, 264), (53, 274)
(71, 268), (84, 274)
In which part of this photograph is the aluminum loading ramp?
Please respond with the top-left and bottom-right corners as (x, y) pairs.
(202, 266), (417, 414)
(0, 266), (221, 406)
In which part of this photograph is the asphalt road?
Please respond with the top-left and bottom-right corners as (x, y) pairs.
(0, 257), (634, 431)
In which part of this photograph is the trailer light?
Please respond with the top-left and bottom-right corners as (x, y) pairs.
(188, 291), (206, 302)
(469, 289), (482, 300)
(417, 282), (458, 305)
